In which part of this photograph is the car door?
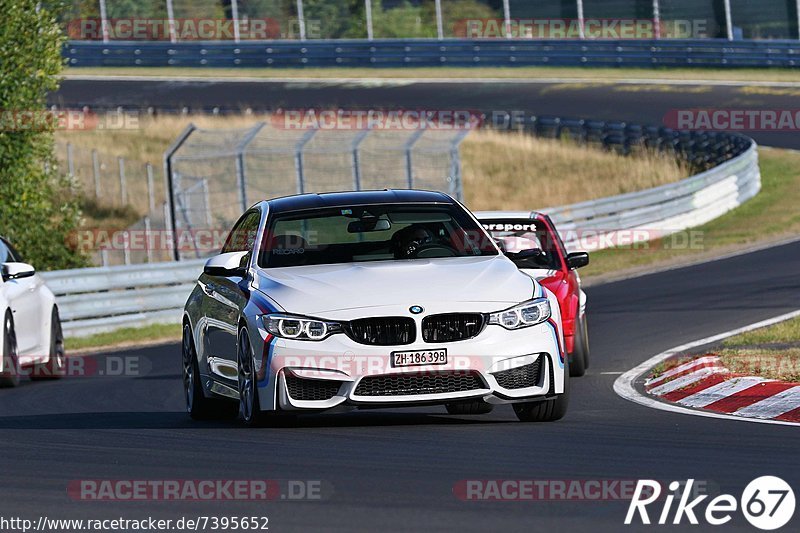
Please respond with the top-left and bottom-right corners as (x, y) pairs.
(201, 210), (261, 383)
(0, 238), (44, 358)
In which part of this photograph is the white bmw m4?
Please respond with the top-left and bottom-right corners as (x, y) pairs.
(183, 190), (569, 425)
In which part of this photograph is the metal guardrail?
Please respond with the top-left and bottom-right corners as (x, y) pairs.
(43, 122), (760, 339)
(64, 38), (800, 69)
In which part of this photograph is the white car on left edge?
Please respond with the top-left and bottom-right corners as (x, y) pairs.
(183, 190), (569, 425)
(0, 236), (64, 386)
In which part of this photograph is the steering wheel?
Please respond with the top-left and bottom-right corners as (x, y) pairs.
(411, 243), (458, 258)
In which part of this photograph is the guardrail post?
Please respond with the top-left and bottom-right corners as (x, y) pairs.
(723, 0), (734, 40)
(146, 163), (156, 214)
(365, 0), (374, 41)
(296, 0), (307, 41)
(118, 157), (127, 205)
(91, 149), (101, 199)
(576, 0), (586, 39)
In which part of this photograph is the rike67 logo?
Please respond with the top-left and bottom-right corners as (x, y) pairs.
(626, 477), (795, 530)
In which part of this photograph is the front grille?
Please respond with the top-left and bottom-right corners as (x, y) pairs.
(346, 317), (416, 346)
(491, 358), (543, 389)
(422, 313), (485, 343)
(285, 375), (341, 401)
(354, 371), (485, 397)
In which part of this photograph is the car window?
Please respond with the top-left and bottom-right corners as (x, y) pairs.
(221, 211), (262, 254)
(0, 239), (8, 264)
(481, 219), (562, 270)
(2, 239), (23, 263)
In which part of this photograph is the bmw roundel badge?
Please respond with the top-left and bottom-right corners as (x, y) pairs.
(409, 305), (424, 315)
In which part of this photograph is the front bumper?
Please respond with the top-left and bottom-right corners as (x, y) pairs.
(255, 320), (566, 412)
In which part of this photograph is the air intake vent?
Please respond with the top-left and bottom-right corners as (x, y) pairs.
(346, 317), (416, 346)
(285, 375), (341, 401)
(354, 371), (485, 397)
(491, 358), (543, 389)
(422, 313), (485, 343)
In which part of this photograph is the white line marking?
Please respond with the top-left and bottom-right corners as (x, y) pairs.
(679, 376), (769, 408)
(613, 309), (800, 427)
(647, 367), (723, 396)
(61, 74), (800, 88)
(599, 371), (623, 375)
(735, 386), (800, 419)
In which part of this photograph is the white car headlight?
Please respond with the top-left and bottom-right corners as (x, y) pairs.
(487, 298), (551, 330)
(263, 314), (343, 341)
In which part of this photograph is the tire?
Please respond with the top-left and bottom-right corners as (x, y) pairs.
(182, 324), (236, 420)
(445, 400), (494, 415)
(513, 360), (570, 422)
(0, 312), (20, 388)
(569, 314), (590, 377)
(237, 328), (295, 427)
(31, 307), (65, 380)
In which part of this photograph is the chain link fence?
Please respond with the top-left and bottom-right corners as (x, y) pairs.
(67, 1), (800, 43)
(166, 121), (469, 261)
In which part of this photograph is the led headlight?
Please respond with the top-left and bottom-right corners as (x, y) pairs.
(263, 314), (343, 341)
(487, 298), (551, 330)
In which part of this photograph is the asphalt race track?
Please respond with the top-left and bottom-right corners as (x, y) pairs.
(21, 77), (798, 530)
(1, 239), (798, 532)
(53, 78), (800, 149)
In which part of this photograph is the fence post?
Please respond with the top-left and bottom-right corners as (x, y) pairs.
(98, 0), (110, 43)
(144, 216), (153, 263)
(723, 0), (733, 40)
(449, 130), (470, 202)
(118, 157), (127, 205)
(351, 127), (371, 191)
(146, 163), (156, 214)
(91, 149), (101, 199)
(404, 128), (426, 189)
(166, 0), (177, 43)
(365, 0), (374, 41)
(202, 179), (213, 227)
(66, 143), (75, 176)
(796, 0), (800, 40)
(235, 154), (248, 212)
(435, 0), (443, 40)
(652, 0), (661, 39)
(576, 0), (585, 39)
(294, 129), (317, 195)
(502, 0), (511, 39)
(163, 124), (197, 261)
(296, 0), (307, 40)
(230, 0), (241, 43)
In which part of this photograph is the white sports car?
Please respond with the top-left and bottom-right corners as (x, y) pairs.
(0, 236), (64, 386)
(183, 190), (569, 425)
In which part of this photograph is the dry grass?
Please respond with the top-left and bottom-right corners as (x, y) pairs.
(719, 349), (800, 382)
(461, 129), (689, 210)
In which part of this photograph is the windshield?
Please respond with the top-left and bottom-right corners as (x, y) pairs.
(259, 203), (498, 268)
(482, 219), (563, 270)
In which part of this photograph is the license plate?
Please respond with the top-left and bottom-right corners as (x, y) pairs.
(391, 349), (448, 367)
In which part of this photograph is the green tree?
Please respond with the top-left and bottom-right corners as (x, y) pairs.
(0, 0), (86, 270)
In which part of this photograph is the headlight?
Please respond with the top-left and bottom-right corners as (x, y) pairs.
(487, 298), (551, 330)
(263, 314), (343, 341)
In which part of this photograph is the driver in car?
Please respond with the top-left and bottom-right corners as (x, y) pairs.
(392, 225), (436, 259)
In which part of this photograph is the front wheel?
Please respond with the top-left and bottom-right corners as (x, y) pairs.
(0, 312), (20, 388)
(513, 360), (570, 422)
(569, 314), (589, 377)
(182, 324), (236, 420)
(31, 307), (65, 380)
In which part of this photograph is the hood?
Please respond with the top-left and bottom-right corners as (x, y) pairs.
(255, 255), (536, 315)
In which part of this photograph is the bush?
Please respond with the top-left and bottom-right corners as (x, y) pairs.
(0, 0), (87, 270)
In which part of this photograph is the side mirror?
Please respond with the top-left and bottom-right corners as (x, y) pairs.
(567, 252), (590, 270)
(1, 262), (36, 281)
(204, 251), (249, 277)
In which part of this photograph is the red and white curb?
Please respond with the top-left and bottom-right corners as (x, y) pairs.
(614, 309), (800, 426)
(645, 356), (800, 423)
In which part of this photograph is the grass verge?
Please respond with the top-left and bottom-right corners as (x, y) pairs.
(67, 323), (181, 352)
(714, 316), (800, 382)
(64, 66), (800, 83)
